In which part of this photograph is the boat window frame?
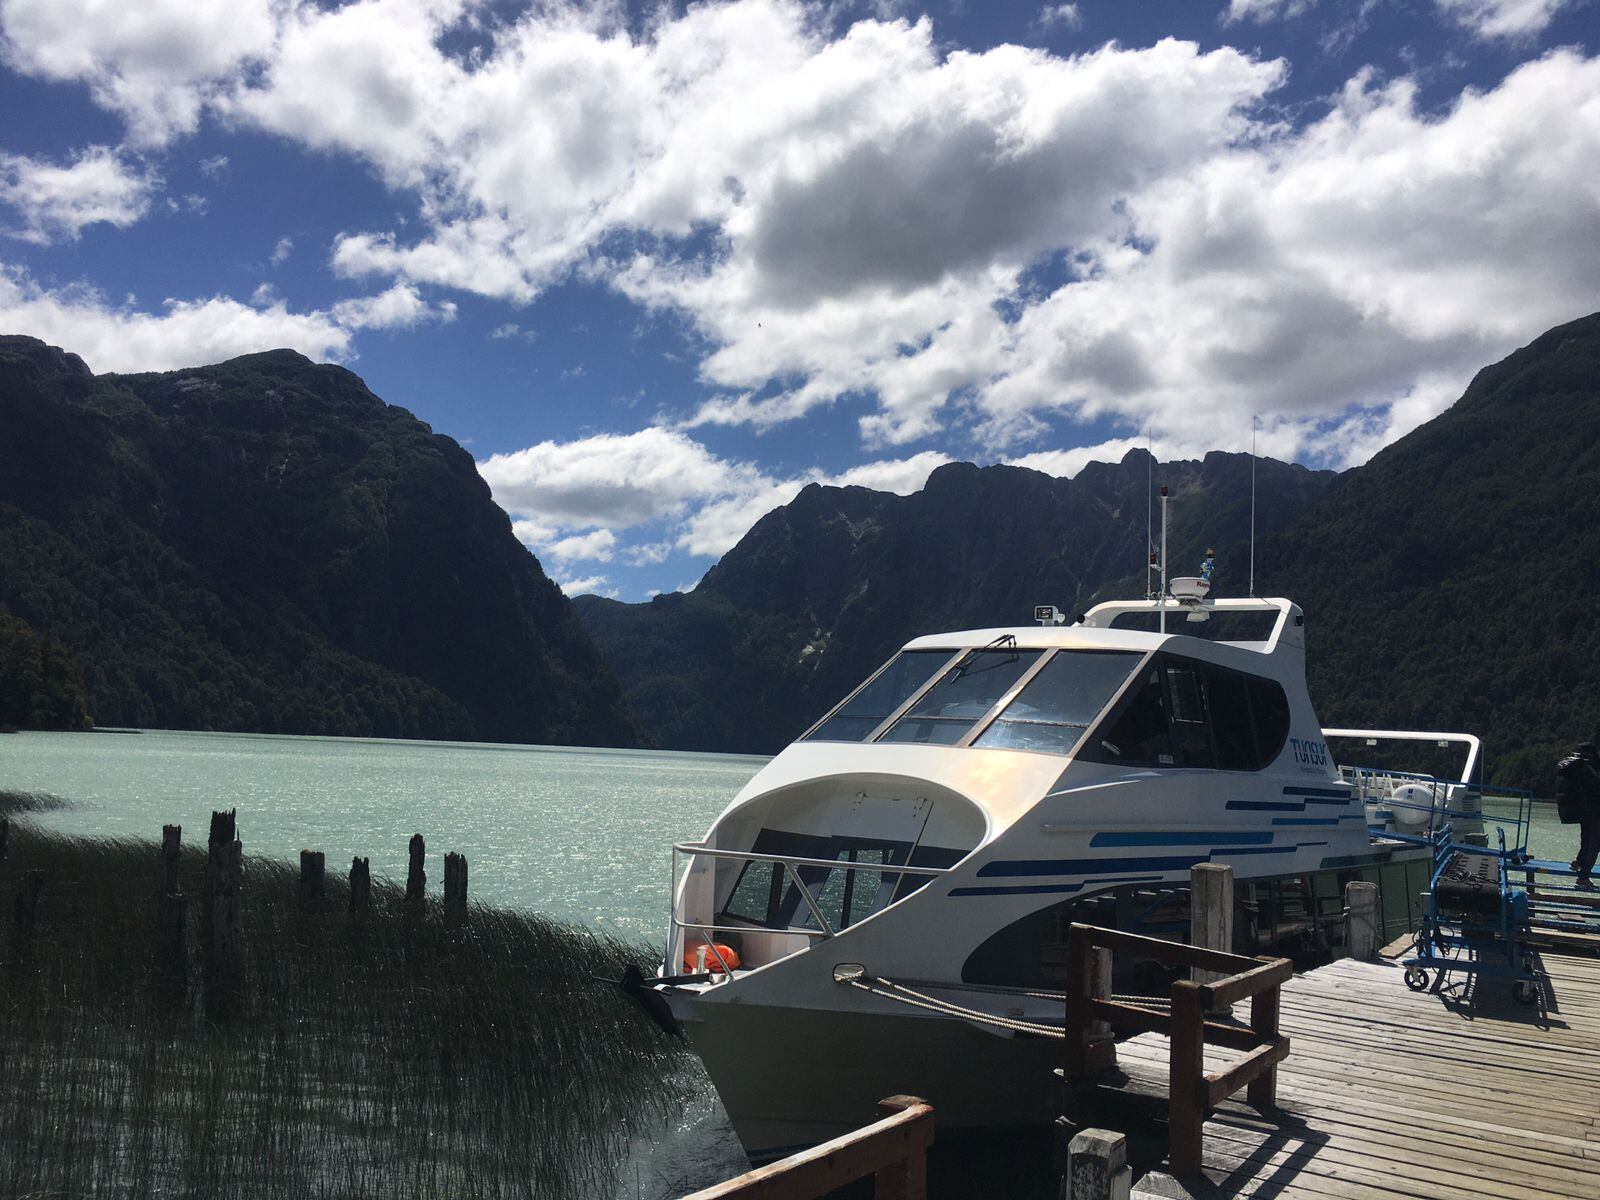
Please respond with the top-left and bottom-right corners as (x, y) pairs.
(799, 647), (965, 744)
(957, 647), (1147, 755)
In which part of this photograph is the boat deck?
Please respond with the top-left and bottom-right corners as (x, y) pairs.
(1110, 950), (1600, 1198)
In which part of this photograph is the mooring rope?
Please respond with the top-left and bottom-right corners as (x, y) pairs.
(838, 971), (1067, 1038)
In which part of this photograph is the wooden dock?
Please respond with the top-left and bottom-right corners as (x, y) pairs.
(1106, 950), (1600, 1198)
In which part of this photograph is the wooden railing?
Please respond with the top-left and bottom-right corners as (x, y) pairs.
(686, 1096), (933, 1200)
(1061, 923), (1292, 1178)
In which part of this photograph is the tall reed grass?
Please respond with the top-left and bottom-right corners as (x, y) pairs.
(0, 796), (693, 1200)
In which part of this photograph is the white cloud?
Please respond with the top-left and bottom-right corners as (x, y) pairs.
(1434, 0), (1570, 40)
(197, 154), (229, 178)
(0, 145), (157, 243)
(543, 528), (617, 564)
(1222, 0), (1317, 23)
(270, 235), (293, 265)
(1035, 5), (1084, 31)
(329, 281), (456, 331)
(0, 0), (279, 144)
(554, 573), (613, 597)
(480, 428), (951, 560)
(6, 1), (1599, 479)
(0, 262), (458, 372)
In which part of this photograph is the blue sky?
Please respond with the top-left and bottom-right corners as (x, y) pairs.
(1, 0), (1596, 599)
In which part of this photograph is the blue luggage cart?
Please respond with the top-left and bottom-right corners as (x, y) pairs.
(1401, 835), (1540, 1005)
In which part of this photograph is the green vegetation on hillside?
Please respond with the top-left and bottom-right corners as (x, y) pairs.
(1257, 312), (1600, 792)
(0, 611), (91, 731)
(0, 336), (642, 746)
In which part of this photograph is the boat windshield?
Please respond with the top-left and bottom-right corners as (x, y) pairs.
(805, 649), (954, 742)
(879, 646), (1043, 746)
(972, 650), (1140, 755)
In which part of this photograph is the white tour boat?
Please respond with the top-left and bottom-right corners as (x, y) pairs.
(635, 582), (1488, 1160)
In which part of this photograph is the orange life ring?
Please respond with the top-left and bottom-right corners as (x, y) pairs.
(683, 943), (741, 973)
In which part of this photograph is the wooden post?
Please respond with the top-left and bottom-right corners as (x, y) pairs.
(1064, 1128), (1131, 1200)
(871, 1096), (929, 1200)
(12, 871), (42, 931)
(1063, 923), (1094, 1077)
(443, 852), (467, 925)
(1167, 980), (1206, 1178)
(1247, 982), (1281, 1110)
(405, 834), (426, 907)
(157, 825), (186, 978)
(1086, 945), (1116, 1074)
(1345, 880), (1380, 960)
(298, 850), (325, 905)
(349, 856), (371, 914)
(1190, 864), (1234, 1003)
(207, 811), (243, 994)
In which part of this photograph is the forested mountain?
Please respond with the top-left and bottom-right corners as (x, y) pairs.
(1259, 312), (1600, 789)
(0, 336), (642, 746)
(575, 452), (1336, 753)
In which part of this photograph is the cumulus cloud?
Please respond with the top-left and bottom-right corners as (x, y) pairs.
(1434, 0), (1570, 40)
(1222, 0), (1317, 24)
(1035, 5), (1084, 32)
(0, 0), (278, 144)
(0, 261), (455, 371)
(0, 144), (157, 242)
(541, 528), (618, 564)
(553, 573), (612, 597)
(5, 0), (1599, 479)
(479, 428), (949, 559)
(329, 281), (456, 330)
(270, 235), (293, 265)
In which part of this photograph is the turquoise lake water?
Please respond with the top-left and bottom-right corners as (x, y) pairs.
(0, 729), (765, 943)
(0, 729), (1577, 947)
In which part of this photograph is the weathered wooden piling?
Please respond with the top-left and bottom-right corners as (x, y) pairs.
(349, 856), (371, 913)
(157, 825), (187, 978)
(298, 850), (326, 905)
(444, 852), (468, 925)
(1344, 880), (1380, 959)
(406, 834), (426, 907)
(1189, 863), (1234, 998)
(12, 871), (42, 932)
(206, 810), (243, 993)
(1063, 1128), (1130, 1200)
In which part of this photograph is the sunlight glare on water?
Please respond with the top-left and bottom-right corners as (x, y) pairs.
(0, 730), (765, 942)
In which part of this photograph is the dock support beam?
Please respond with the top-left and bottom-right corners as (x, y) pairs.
(1064, 1129), (1131, 1200)
(1190, 863), (1234, 991)
(1345, 881), (1380, 960)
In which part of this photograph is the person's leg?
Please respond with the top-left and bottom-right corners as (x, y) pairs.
(1578, 814), (1600, 885)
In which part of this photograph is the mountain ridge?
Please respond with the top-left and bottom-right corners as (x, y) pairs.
(0, 334), (644, 747)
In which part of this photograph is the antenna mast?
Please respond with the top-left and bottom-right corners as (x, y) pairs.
(1159, 485), (1169, 634)
(1145, 429), (1154, 599)
(1249, 416), (1258, 597)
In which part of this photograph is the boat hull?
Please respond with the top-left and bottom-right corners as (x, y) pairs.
(676, 997), (1061, 1160)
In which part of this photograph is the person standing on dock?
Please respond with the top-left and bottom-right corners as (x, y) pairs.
(1557, 742), (1600, 890)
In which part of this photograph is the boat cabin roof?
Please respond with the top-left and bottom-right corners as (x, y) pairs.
(902, 597), (1301, 659)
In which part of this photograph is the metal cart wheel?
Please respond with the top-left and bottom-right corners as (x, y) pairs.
(1512, 980), (1538, 1006)
(1404, 966), (1429, 991)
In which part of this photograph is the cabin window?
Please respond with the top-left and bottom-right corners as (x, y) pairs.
(1165, 661), (1214, 768)
(805, 650), (953, 742)
(973, 651), (1139, 755)
(878, 647), (1043, 745)
(717, 830), (962, 932)
(1083, 653), (1292, 772)
(1091, 665), (1172, 765)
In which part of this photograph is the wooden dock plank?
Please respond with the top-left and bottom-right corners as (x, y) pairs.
(1099, 948), (1600, 1198)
